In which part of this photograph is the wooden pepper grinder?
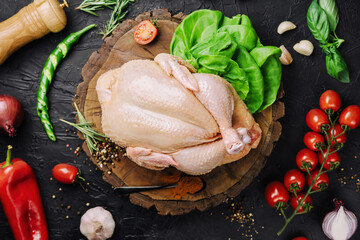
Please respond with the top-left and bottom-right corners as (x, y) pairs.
(0, 0), (68, 65)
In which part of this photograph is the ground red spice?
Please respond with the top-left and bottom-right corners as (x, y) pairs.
(168, 176), (203, 200)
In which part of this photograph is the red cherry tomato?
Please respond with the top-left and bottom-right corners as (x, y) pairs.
(133, 20), (158, 45)
(319, 90), (341, 112)
(296, 148), (318, 172)
(325, 124), (347, 147)
(52, 164), (79, 184)
(303, 131), (325, 151)
(293, 237), (308, 240)
(290, 192), (313, 213)
(284, 169), (305, 192)
(318, 149), (341, 170)
(339, 105), (360, 129)
(306, 109), (329, 132)
(265, 181), (289, 209)
(306, 168), (329, 191)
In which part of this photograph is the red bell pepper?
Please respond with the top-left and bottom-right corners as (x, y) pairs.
(0, 145), (48, 240)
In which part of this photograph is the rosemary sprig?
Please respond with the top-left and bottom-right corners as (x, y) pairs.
(76, 0), (117, 16)
(60, 103), (106, 154)
(99, 0), (135, 39)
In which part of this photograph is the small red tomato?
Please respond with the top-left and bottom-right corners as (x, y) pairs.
(306, 109), (329, 132)
(339, 105), (360, 129)
(284, 169), (305, 192)
(325, 124), (347, 147)
(293, 237), (308, 240)
(133, 20), (158, 45)
(265, 181), (289, 209)
(296, 148), (318, 172)
(304, 131), (325, 151)
(318, 149), (341, 170)
(319, 90), (341, 112)
(306, 168), (329, 191)
(290, 192), (313, 213)
(52, 163), (80, 184)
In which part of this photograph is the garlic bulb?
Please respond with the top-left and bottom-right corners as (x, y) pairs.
(322, 199), (357, 240)
(80, 206), (116, 240)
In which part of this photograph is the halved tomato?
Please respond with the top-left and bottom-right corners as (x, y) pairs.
(133, 20), (158, 45)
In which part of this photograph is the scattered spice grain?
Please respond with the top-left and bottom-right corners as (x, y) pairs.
(93, 139), (123, 166)
(225, 197), (262, 239)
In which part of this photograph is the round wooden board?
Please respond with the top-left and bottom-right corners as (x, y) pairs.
(74, 9), (285, 215)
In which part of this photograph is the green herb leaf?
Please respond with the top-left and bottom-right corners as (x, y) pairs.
(100, 0), (135, 39)
(170, 10), (282, 113)
(325, 46), (350, 83)
(76, 0), (117, 16)
(60, 103), (106, 154)
(307, 0), (330, 44)
(319, 0), (339, 32)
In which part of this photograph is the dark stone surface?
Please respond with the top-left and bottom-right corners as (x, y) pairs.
(0, 0), (360, 239)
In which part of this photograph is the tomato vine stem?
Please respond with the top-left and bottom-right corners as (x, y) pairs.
(277, 115), (342, 236)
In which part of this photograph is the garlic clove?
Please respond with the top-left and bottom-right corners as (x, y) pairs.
(279, 45), (293, 65)
(80, 206), (116, 240)
(277, 21), (296, 34)
(293, 40), (314, 56)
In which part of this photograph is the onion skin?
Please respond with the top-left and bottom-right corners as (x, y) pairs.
(0, 95), (24, 137)
(322, 199), (358, 240)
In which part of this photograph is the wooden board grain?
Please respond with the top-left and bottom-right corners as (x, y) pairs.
(74, 9), (284, 215)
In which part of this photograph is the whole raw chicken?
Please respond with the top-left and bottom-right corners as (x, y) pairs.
(96, 53), (261, 175)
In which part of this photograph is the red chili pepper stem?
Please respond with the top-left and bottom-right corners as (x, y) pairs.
(1, 145), (13, 169)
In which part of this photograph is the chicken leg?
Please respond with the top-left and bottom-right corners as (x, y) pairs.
(155, 53), (249, 155)
(125, 126), (250, 175)
(192, 73), (251, 154)
(154, 53), (199, 92)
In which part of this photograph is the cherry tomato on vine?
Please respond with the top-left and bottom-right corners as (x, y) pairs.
(319, 90), (341, 112)
(265, 181), (289, 209)
(296, 148), (318, 172)
(290, 192), (312, 213)
(306, 109), (329, 132)
(339, 105), (360, 129)
(284, 169), (305, 192)
(293, 237), (308, 240)
(306, 168), (329, 191)
(326, 124), (347, 147)
(318, 149), (341, 170)
(133, 20), (158, 45)
(303, 131), (325, 151)
(52, 163), (83, 184)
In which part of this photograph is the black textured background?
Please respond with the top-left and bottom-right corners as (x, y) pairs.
(1, 0), (360, 239)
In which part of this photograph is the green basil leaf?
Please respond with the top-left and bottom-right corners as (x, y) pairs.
(233, 46), (264, 113)
(307, 0), (330, 44)
(197, 55), (249, 99)
(257, 56), (282, 112)
(325, 47), (350, 83)
(249, 46), (282, 112)
(171, 9), (283, 112)
(218, 25), (259, 51)
(191, 32), (237, 59)
(319, 0), (339, 32)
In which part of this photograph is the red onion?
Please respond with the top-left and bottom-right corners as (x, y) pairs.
(0, 95), (24, 137)
(322, 199), (357, 240)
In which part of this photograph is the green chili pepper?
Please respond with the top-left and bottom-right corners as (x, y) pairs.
(37, 24), (96, 141)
